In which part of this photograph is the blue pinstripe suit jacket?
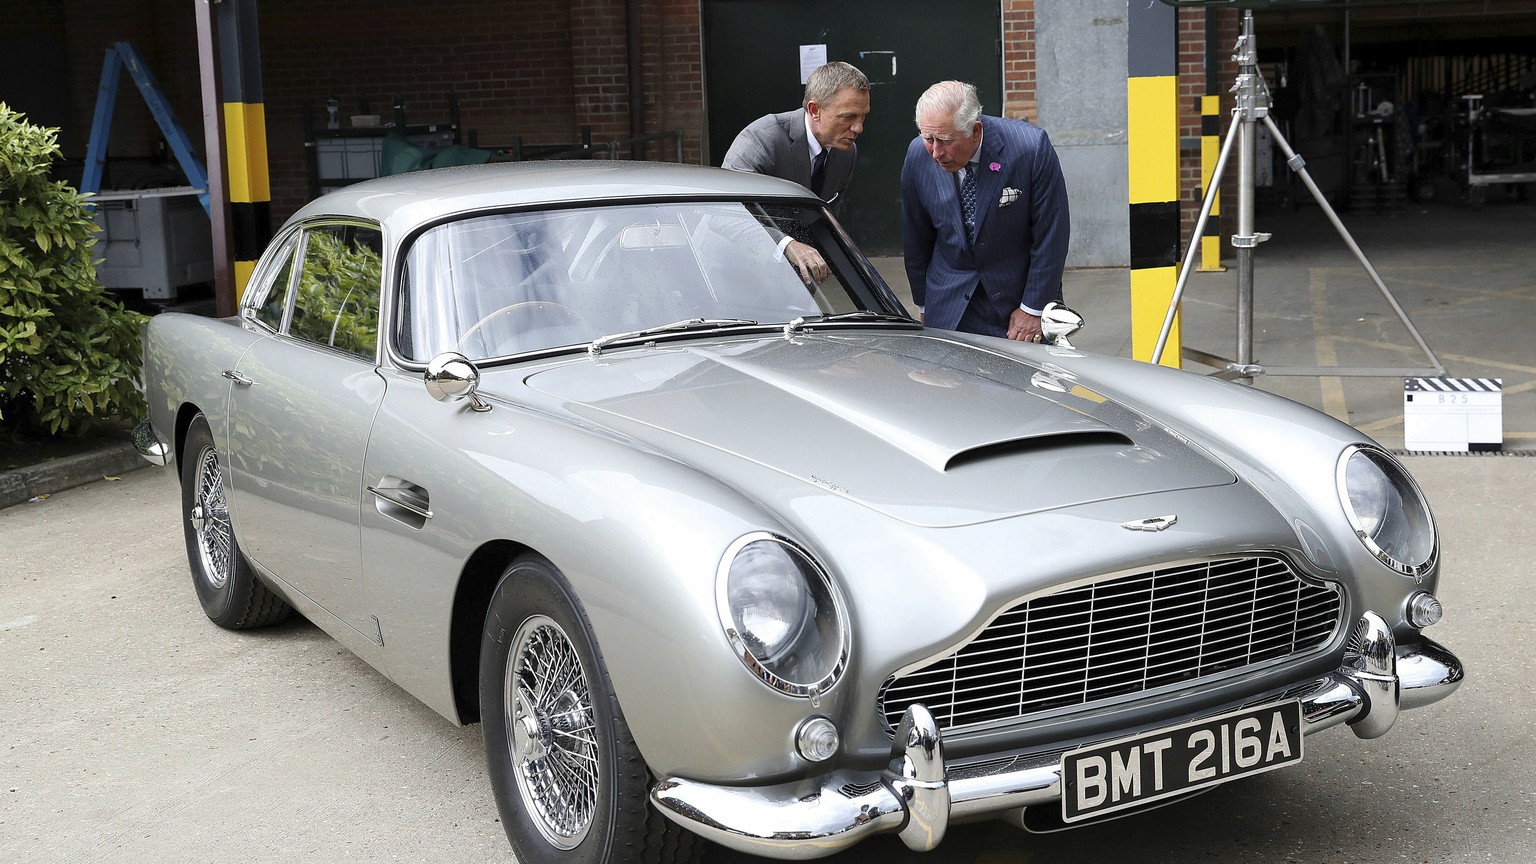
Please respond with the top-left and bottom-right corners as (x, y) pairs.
(900, 115), (1070, 335)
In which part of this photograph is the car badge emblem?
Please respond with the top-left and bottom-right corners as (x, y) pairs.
(1122, 515), (1177, 532)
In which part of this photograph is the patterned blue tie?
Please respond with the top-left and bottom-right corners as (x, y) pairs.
(960, 166), (978, 242)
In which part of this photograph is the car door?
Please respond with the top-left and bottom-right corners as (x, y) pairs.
(226, 220), (386, 645)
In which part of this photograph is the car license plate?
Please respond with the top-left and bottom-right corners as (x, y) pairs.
(1061, 699), (1303, 822)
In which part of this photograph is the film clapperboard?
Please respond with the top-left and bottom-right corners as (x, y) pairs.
(1403, 377), (1503, 452)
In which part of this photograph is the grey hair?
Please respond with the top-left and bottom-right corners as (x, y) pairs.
(803, 62), (871, 109)
(914, 80), (982, 135)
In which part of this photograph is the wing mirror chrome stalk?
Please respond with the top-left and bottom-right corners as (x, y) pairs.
(425, 352), (492, 412)
(1040, 301), (1084, 349)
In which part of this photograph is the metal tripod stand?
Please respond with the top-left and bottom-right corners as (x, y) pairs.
(1152, 10), (1445, 381)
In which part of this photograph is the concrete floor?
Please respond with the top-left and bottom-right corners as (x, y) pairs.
(873, 194), (1536, 453)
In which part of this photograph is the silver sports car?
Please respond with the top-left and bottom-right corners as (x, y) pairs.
(134, 161), (1462, 863)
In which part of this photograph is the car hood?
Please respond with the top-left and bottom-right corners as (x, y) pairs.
(523, 333), (1237, 528)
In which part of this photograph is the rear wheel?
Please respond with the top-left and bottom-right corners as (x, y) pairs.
(479, 554), (701, 864)
(180, 414), (290, 629)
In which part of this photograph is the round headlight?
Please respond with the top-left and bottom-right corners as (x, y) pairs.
(717, 534), (847, 696)
(1337, 445), (1436, 578)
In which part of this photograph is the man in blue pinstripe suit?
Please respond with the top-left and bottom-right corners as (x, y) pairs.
(900, 81), (1070, 342)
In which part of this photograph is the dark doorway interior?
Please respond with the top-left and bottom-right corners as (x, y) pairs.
(703, 1), (1001, 255)
(0, 34), (70, 134)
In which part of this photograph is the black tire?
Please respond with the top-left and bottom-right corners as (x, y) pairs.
(180, 414), (291, 629)
(480, 554), (702, 864)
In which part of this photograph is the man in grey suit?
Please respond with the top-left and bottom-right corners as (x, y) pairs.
(723, 61), (870, 283)
(901, 80), (1070, 342)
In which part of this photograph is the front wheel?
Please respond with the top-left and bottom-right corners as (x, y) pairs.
(180, 414), (291, 629)
(479, 554), (701, 864)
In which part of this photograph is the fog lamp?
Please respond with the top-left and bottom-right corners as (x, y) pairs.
(1407, 591), (1444, 628)
(796, 716), (841, 762)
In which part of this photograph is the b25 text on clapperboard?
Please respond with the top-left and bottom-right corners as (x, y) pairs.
(1403, 378), (1502, 452)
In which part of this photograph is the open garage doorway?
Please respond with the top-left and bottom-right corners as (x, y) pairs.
(703, 0), (1002, 254)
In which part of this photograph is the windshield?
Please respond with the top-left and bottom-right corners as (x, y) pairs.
(395, 200), (902, 362)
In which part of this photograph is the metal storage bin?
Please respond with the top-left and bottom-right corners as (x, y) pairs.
(91, 187), (213, 301)
(309, 128), (460, 195)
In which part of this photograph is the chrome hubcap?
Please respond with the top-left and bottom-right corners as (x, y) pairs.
(505, 615), (598, 849)
(515, 700), (550, 760)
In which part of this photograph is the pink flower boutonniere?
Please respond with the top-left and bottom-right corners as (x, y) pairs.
(988, 161), (1002, 172)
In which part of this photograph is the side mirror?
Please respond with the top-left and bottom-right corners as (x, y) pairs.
(425, 352), (492, 412)
(1040, 301), (1084, 349)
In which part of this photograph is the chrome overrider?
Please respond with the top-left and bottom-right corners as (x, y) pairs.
(650, 611), (1463, 860)
(132, 419), (171, 467)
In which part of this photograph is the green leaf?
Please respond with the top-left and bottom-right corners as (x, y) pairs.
(0, 102), (146, 437)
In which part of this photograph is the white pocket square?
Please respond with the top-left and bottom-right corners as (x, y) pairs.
(999, 187), (1021, 207)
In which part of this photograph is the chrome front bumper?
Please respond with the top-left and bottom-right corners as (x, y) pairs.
(651, 612), (1463, 860)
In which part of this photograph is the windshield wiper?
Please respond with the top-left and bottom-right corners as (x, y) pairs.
(783, 311), (919, 336)
(589, 318), (759, 357)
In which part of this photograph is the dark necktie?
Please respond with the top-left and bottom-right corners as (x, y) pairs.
(810, 149), (828, 194)
(960, 166), (978, 242)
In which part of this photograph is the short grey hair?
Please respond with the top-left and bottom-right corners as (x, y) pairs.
(803, 62), (870, 109)
(914, 80), (982, 136)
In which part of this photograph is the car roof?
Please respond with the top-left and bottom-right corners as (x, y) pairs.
(285, 160), (819, 234)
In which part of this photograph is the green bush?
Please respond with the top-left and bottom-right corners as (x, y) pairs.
(0, 102), (147, 437)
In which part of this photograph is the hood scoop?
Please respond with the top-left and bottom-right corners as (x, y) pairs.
(945, 430), (1135, 472)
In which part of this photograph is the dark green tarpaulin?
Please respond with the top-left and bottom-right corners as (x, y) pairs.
(380, 132), (491, 176)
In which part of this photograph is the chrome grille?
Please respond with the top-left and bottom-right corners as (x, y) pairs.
(878, 556), (1342, 734)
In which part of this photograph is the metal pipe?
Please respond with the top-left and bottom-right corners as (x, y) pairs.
(1236, 114), (1255, 373)
(1233, 10), (1261, 377)
(194, 0), (233, 316)
(627, 0), (645, 159)
(1153, 111), (1239, 365)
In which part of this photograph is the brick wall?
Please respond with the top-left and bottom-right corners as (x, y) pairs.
(1179, 9), (1242, 243)
(571, 0), (631, 140)
(1001, 1), (1038, 120)
(1180, 9), (1210, 243)
(648, 0), (705, 164)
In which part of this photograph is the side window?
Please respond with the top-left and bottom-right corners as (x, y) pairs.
(250, 234), (298, 332)
(289, 223), (384, 358)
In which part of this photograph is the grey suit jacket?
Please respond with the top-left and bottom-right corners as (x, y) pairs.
(721, 109), (856, 206)
(900, 115), (1070, 336)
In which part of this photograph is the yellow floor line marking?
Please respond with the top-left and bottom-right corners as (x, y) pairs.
(1310, 269), (1349, 420)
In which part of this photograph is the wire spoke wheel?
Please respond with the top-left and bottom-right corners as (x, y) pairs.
(190, 444), (233, 589)
(179, 414), (291, 630)
(481, 555), (700, 864)
(506, 614), (599, 849)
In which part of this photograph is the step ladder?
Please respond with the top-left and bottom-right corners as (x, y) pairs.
(81, 42), (210, 214)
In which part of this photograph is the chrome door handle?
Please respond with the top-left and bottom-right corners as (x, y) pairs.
(367, 485), (433, 520)
(222, 369), (254, 386)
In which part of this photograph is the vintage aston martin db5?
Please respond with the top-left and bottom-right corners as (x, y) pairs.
(134, 161), (1463, 864)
